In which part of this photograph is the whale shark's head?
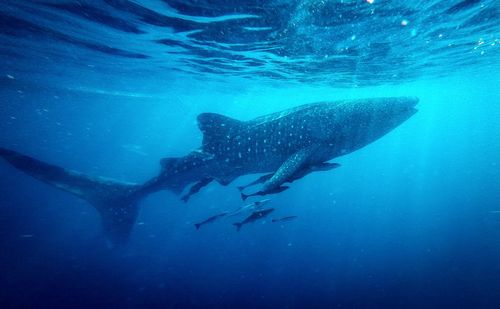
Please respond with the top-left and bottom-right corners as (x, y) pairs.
(313, 97), (419, 154)
(357, 96), (419, 131)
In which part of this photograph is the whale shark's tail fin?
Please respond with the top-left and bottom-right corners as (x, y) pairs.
(0, 147), (145, 244)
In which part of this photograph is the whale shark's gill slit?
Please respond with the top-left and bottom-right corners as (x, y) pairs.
(0, 147), (143, 244)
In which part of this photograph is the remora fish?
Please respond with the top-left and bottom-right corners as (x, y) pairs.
(225, 199), (271, 217)
(194, 212), (228, 230)
(272, 216), (298, 223)
(181, 177), (213, 202)
(237, 162), (340, 192)
(241, 186), (290, 201)
(195, 199), (270, 229)
(233, 208), (275, 231)
(0, 97), (418, 243)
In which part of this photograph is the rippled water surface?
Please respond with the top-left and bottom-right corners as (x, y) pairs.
(1, 0), (498, 89)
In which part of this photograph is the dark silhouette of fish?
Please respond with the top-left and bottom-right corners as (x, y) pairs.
(272, 216), (298, 223)
(225, 199), (271, 217)
(181, 177), (213, 202)
(0, 97), (418, 243)
(194, 212), (228, 230)
(237, 162), (340, 193)
(241, 186), (290, 201)
(233, 208), (274, 231)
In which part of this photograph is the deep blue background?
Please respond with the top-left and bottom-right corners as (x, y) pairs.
(1, 0), (499, 308)
(1, 76), (499, 308)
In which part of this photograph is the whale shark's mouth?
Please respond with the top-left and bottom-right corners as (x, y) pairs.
(385, 97), (419, 123)
(403, 96), (419, 108)
(399, 97), (419, 114)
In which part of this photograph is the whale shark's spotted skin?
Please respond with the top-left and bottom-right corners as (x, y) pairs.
(0, 97), (418, 242)
(157, 97), (418, 195)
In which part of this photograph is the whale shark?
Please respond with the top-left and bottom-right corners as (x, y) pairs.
(0, 96), (418, 243)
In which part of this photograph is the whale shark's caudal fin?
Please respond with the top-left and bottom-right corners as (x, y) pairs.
(0, 147), (145, 244)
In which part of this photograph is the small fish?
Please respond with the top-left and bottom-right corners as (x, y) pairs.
(272, 216), (298, 223)
(225, 199), (271, 217)
(181, 177), (213, 202)
(121, 144), (148, 156)
(237, 174), (272, 191)
(233, 208), (274, 231)
(194, 212), (228, 230)
(238, 162), (340, 192)
(489, 210), (500, 214)
(241, 186), (289, 201)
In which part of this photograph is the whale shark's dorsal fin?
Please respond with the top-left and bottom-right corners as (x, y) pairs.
(197, 113), (243, 147)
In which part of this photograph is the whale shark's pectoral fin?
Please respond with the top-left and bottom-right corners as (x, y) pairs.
(261, 145), (320, 193)
(240, 162), (341, 197)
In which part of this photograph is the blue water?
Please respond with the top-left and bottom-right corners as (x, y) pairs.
(0, 1), (499, 308)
